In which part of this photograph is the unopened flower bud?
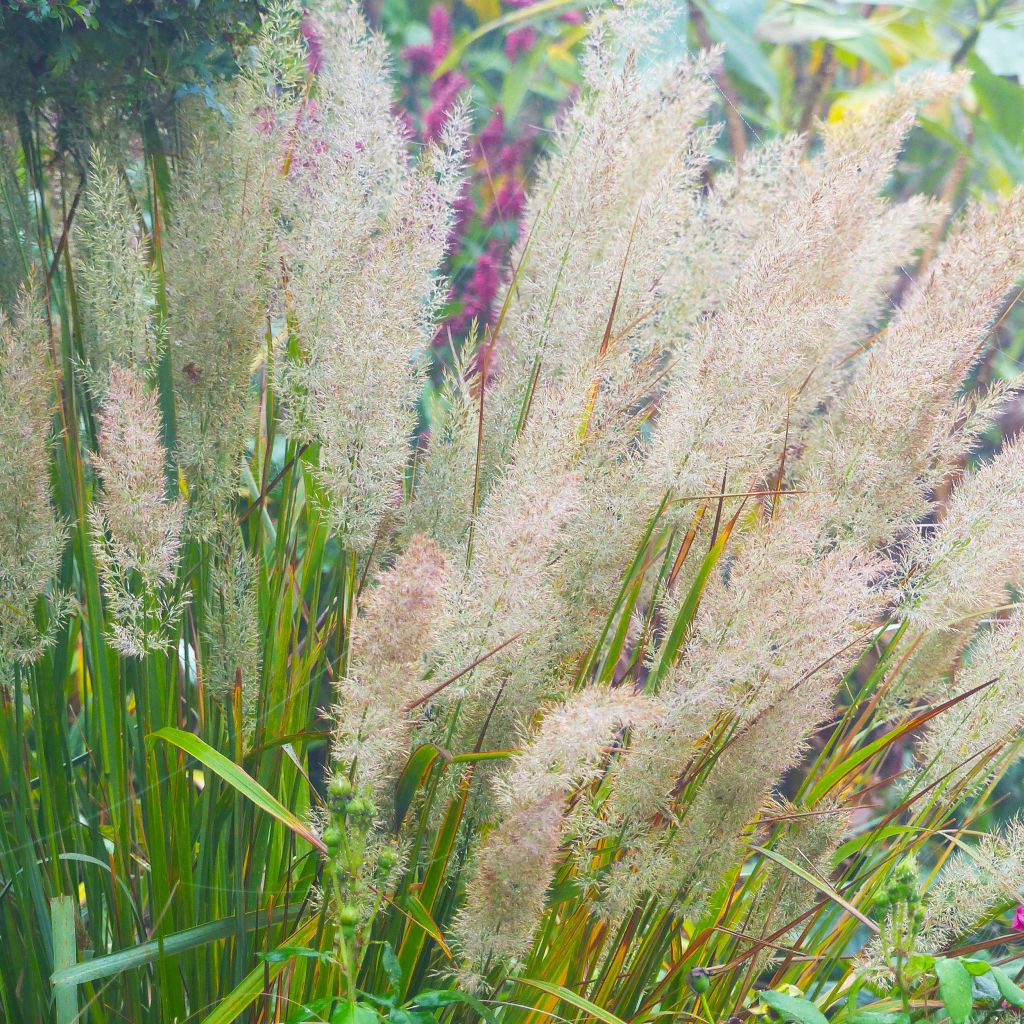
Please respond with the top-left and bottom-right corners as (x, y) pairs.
(328, 774), (353, 799)
(687, 968), (711, 995)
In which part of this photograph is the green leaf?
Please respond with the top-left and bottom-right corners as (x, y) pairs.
(751, 845), (878, 933)
(991, 966), (1024, 1008)
(968, 53), (1024, 148)
(52, 907), (292, 988)
(333, 1001), (383, 1024)
(51, 896), (77, 1024)
(393, 744), (446, 830)
(962, 959), (993, 978)
(389, 1009), (434, 1024)
(651, 515), (736, 691)
(761, 990), (829, 1024)
(381, 941), (404, 994)
(410, 989), (497, 1024)
(846, 1012), (909, 1024)
(450, 749), (516, 764)
(906, 953), (937, 975)
(834, 826), (919, 862)
(258, 945), (332, 964)
(696, 0), (779, 103)
(201, 917), (319, 1024)
(515, 977), (630, 1024)
(935, 957), (973, 1024)
(148, 727), (326, 852)
(977, 14), (1024, 83)
(400, 890), (452, 957)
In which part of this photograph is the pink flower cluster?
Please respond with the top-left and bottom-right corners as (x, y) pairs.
(399, 4), (542, 343)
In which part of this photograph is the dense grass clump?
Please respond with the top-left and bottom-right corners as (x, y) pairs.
(1, 3), (1024, 1023)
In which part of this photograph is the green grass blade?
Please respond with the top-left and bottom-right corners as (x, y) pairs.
(148, 727), (326, 852)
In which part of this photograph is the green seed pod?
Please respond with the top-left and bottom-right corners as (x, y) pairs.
(323, 826), (343, 852)
(338, 904), (359, 928)
(687, 968), (711, 995)
(377, 847), (397, 872)
(328, 774), (353, 800)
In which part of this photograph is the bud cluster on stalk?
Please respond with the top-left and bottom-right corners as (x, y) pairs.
(322, 772), (399, 951)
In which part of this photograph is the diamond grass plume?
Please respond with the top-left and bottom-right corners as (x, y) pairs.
(555, 75), (952, 638)
(745, 798), (850, 972)
(904, 432), (1024, 635)
(411, 9), (719, 532)
(453, 687), (657, 974)
(90, 364), (184, 657)
(612, 496), (885, 825)
(603, 675), (831, 918)
(663, 74), (957, 352)
(164, 7), (301, 528)
(75, 150), (160, 375)
(402, 343), (480, 546)
(648, 79), (961, 505)
(202, 522), (262, 734)
(919, 819), (1024, 952)
(276, 2), (465, 553)
(885, 433), (1024, 710)
(811, 187), (1024, 544)
(333, 534), (449, 800)
(482, 35), (718, 474)
(0, 287), (66, 664)
(912, 608), (1024, 797)
(605, 498), (886, 915)
(494, 42), (718, 392)
(418, 372), (585, 765)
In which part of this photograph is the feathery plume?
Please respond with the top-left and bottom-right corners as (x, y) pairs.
(612, 497), (885, 825)
(202, 525), (262, 734)
(164, 8), (300, 527)
(883, 434), (1024, 709)
(419, 373), (583, 761)
(332, 535), (449, 798)
(745, 799), (850, 972)
(811, 188), (1024, 542)
(276, 2), (465, 553)
(648, 76), (963, 505)
(91, 365), (184, 657)
(603, 677), (826, 917)
(454, 688), (657, 973)
(919, 819), (1024, 951)
(905, 432), (1024, 634)
(605, 498), (885, 915)
(75, 151), (160, 374)
(479, 40), (718, 488)
(0, 288), (66, 663)
(913, 609), (1024, 796)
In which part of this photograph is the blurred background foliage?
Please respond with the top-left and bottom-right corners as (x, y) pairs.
(0, 0), (262, 165)
(3, 0), (1021, 356)
(366, 0), (1024, 414)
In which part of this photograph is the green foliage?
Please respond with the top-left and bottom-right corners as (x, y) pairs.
(0, 0), (262, 156)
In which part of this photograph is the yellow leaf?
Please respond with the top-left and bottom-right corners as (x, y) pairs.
(464, 0), (501, 21)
